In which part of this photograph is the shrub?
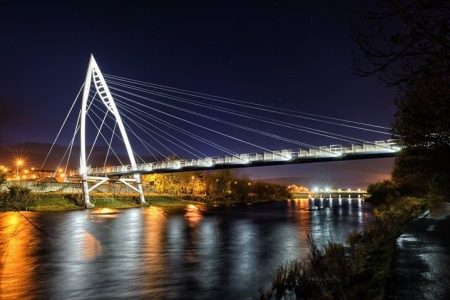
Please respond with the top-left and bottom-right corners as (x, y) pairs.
(367, 180), (397, 205)
(7, 185), (31, 202)
(0, 173), (6, 185)
(0, 185), (31, 210)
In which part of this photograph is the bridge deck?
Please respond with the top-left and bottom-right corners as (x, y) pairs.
(84, 140), (399, 177)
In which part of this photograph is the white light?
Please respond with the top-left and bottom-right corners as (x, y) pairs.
(312, 186), (319, 192)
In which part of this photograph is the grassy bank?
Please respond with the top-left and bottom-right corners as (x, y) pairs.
(263, 196), (427, 300)
(0, 189), (207, 212)
(0, 182), (290, 212)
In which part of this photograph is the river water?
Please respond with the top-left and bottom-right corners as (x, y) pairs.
(0, 198), (372, 299)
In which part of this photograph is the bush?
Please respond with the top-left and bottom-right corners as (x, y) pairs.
(0, 173), (6, 185)
(367, 180), (397, 205)
(7, 185), (31, 202)
(0, 185), (31, 210)
(266, 237), (350, 300)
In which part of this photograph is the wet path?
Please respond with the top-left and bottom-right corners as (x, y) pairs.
(388, 202), (450, 300)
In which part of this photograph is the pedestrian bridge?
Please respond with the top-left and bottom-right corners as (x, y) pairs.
(88, 139), (399, 176)
(43, 55), (399, 208)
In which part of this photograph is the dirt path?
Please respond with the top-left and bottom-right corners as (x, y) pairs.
(387, 202), (450, 300)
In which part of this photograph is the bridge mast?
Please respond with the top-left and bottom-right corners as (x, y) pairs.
(79, 54), (146, 208)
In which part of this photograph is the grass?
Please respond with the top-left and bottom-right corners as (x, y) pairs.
(145, 194), (206, 212)
(0, 183), (286, 212)
(26, 195), (82, 211)
(90, 194), (141, 209)
(0, 191), (207, 212)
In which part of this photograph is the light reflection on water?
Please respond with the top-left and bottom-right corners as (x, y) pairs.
(0, 199), (372, 299)
(0, 212), (37, 298)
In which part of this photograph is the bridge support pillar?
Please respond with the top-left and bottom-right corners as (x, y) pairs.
(135, 174), (146, 204)
(82, 178), (95, 208)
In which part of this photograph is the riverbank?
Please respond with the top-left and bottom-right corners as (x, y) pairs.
(263, 196), (428, 299)
(387, 201), (450, 299)
(0, 191), (290, 212)
(0, 193), (206, 212)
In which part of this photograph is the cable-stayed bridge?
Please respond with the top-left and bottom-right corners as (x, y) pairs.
(42, 55), (400, 208)
(87, 140), (398, 176)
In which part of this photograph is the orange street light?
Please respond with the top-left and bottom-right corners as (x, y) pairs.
(16, 159), (24, 175)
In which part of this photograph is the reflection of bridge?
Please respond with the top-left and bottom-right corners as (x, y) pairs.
(43, 55), (399, 208)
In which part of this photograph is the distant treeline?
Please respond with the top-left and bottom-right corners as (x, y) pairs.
(143, 169), (290, 203)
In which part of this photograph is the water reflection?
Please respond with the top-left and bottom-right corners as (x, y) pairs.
(184, 204), (203, 227)
(0, 212), (39, 298)
(81, 232), (103, 262)
(0, 199), (373, 299)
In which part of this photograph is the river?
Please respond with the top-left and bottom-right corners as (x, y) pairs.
(0, 198), (372, 299)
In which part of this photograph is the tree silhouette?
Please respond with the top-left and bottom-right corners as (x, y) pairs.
(352, 0), (450, 87)
(353, 0), (450, 197)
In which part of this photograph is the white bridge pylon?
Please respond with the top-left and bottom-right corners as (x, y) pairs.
(80, 54), (146, 208)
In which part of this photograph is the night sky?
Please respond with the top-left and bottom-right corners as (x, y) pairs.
(0, 1), (396, 187)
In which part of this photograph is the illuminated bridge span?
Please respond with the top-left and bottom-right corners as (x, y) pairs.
(88, 140), (399, 176)
(42, 55), (400, 208)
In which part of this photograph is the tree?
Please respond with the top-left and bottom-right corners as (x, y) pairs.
(203, 170), (234, 200)
(354, 0), (450, 198)
(352, 0), (450, 87)
(393, 76), (450, 149)
(367, 179), (397, 204)
(0, 173), (6, 185)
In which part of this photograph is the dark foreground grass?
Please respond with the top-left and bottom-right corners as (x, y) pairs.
(262, 196), (427, 300)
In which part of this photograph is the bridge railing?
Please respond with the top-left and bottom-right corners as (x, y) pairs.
(86, 139), (400, 176)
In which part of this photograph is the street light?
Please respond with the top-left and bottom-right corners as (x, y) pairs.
(16, 159), (24, 176)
